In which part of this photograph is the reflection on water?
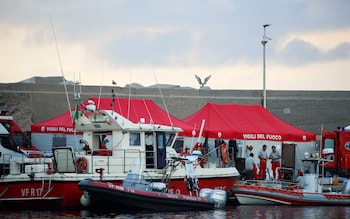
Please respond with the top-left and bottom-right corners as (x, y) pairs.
(229, 206), (350, 219)
(0, 205), (350, 218)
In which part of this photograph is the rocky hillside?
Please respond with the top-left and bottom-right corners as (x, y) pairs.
(0, 91), (33, 131)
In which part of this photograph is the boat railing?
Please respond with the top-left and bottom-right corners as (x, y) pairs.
(1, 152), (53, 176)
(76, 148), (142, 174)
(201, 143), (233, 168)
(112, 148), (142, 173)
(238, 179), (298, 190)
(276, 167), (295, 181)
(1, 153), (12, 175)
(1, 148), (144, 175)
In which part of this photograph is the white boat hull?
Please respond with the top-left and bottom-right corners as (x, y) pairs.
(235, 193), (291, 205)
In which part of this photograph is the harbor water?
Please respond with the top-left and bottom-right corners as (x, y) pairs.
(1, 205), (349, 218)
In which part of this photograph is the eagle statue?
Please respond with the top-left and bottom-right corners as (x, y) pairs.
(195, 74), (211, 89)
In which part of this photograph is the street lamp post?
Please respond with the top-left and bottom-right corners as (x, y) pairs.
(261, 24), (271, 108)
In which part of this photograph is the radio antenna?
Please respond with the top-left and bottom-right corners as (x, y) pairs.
(49, 13), (71, 113)
(97, 72), (104, 109)
(153, 71), (173, 128)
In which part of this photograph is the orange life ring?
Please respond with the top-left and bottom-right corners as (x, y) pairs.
(76, 157), (88, 173)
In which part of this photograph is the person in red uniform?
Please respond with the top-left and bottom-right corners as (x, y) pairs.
(258, 144), (268, 179)
(269, 145), (282, 180)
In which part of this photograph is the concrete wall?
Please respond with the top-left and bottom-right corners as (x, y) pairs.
(1, 83), (350, 136)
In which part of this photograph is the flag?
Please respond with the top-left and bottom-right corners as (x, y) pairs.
(73, 103), (79, 126)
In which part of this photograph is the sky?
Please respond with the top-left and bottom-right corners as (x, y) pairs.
(1, 0), (350, 90)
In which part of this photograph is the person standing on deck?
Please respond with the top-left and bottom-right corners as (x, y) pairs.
(258, 144), (268, 179)
(215, 133), (225, 166)
(269, 145), (282, 180)
(228, 139), (238, 166)
(243, 153), (255, 180)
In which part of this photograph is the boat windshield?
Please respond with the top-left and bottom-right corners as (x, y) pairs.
(165, 133), (176, 147)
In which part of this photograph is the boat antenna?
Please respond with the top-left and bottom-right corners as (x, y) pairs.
(153, 71), (173, 127)
(73, 72), (82, 146)
(143, 99), (154, 125)
(50, 14), (79, 151)
(111, 89), (115, 115)
(72, 72), (81, 151)
(97, 72), (104, 109)
(127, 73), (132, 120)
(73, 72), (81, 102)
(79, 72), (82, 99)
(111, 81), (123, 116)
(49, 13), (72, 114)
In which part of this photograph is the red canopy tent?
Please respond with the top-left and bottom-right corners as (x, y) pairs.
(86, 97), (193, 133)
(182, 103), (316, 142)
(31, 97), (193, 134)
(31, 111), (80, 135)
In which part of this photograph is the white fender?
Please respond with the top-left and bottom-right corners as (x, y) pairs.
(80, 192), (91, 207)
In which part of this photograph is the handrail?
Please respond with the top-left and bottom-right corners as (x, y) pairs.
(276, 166), (294, 181)
(85, 148), (142, 174)
(202, 143), (229, 168)
(1, 148), (147, 176)
(1, 154), (12, 174)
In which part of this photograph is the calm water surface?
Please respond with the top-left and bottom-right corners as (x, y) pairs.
(0, 206), (349, 218)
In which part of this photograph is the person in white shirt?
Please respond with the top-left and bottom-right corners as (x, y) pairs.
(243, 153), (255, 180)
(269, 145), (282, 180)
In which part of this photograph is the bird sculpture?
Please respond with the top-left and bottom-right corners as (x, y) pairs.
(195, 74), (211, 89)
(262, 24), (272, 42)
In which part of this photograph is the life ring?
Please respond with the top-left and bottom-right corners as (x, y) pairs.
(76, 157), (88, 173)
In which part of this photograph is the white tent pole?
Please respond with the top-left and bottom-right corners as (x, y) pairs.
(197, 119), (206, 143)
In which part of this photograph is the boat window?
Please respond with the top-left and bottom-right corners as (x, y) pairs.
(130, 132), (141, 146)
(89, 113), (108, 123)
(157, 133), (165, 149)
(13, 131), (26, 146)
(53, 135), (67, 148)
(345, 141), (350, 150)
(173, 139), (184, 153)
(165, 133), (176, 147)
(0, 134), (16, 149)
(324, 138), (334, 150)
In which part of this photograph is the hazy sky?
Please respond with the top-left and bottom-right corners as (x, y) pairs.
(1, 0), (349, 90)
